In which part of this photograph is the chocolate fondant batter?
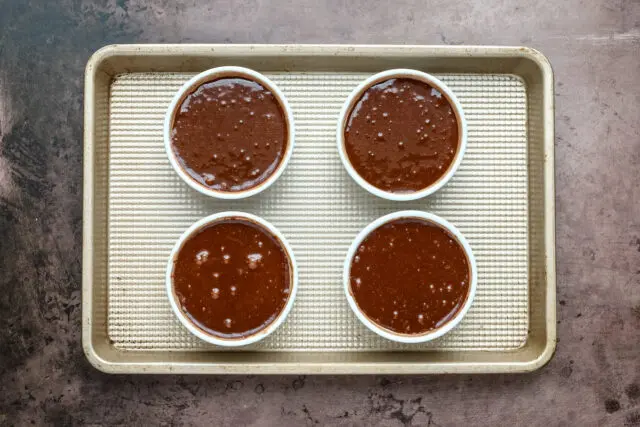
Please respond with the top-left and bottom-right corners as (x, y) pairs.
(344, 78), (459, 192)
(171, 77), (288, 192)
(350, 217), (470, 335)
(172, 218), (291, 339)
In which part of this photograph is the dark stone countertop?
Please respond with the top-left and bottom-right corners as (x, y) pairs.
(0, 0), (638, 425)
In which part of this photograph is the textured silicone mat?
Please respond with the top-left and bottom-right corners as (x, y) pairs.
(107, 72), (529, 352)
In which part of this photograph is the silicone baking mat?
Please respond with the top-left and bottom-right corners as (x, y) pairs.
(107, 72), (528, 352)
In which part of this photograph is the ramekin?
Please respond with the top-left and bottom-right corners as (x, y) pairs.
(166, 211), (298, 347)
(336, 69), (467, 201)
(343, 210), (477, 343)
(164, 66), (295, 200)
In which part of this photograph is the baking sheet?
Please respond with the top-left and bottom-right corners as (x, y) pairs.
(83, 44), (555, 374)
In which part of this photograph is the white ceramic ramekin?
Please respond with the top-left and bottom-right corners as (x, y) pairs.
(343, 210), (477, 343)
(336, 69), (467, 201)
(164, 66), (295, 200)
(166, 211), (298, 347)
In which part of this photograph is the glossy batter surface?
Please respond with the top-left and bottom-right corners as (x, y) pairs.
(171, 77), (288, 192)
(350, 218), (470, 334)
(172, 219), (291, 338)
(345, 78), (459, 192)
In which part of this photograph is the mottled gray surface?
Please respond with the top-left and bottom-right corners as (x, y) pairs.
(0, 0), (638, 425)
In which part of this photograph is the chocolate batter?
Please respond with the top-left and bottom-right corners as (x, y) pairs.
(349, 217), (470, 335)
(171, 77), (288, 192)
(172, 218), (291, 339)
(344, 78), (459, 192)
